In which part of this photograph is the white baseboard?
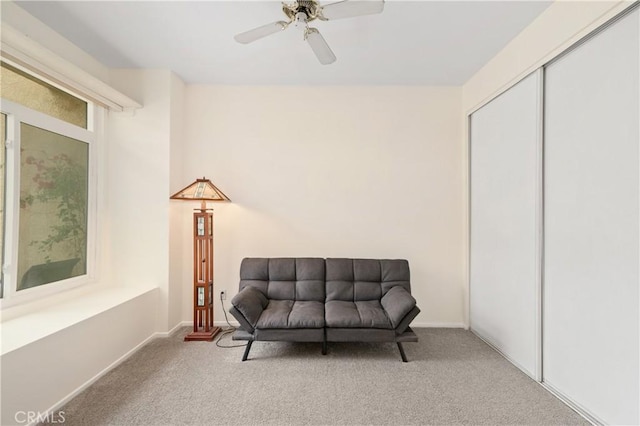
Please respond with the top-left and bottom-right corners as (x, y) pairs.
(35, 331), (159, 426)
(541, 382), (603, 426)
(471, 329), (537, 380)
(471, 329), (600, 425)
(36, 321), (203, 426)
(155, 321), (189, 337)
(215, 320), (239, 327)
(412, 321), (467, 329)
(179, 320), (240, 328)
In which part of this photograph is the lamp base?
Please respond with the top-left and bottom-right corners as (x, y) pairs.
(184, 326), (221, 342)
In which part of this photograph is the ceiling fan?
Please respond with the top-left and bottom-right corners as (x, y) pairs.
(234, 0), (385, 65)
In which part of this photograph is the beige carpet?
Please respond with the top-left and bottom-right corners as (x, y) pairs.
(45, 328), (586, 425)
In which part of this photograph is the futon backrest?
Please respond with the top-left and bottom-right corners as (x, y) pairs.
(325, 258), (411, 302)
(239, 258), (326, 302)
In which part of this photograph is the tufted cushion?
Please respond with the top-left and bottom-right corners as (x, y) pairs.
(354, 259), (381, 281)
(257, 300), (325, 329)
(325, 300), (392, 329)
(326, 258), (411, 302)
(239, 258), (325, 302)
(380, 259), (411, 294)
(240, 258), (270, 280)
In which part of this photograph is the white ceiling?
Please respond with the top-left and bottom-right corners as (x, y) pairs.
(15, 1), (552, 85)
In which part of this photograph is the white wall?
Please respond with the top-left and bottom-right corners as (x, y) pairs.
(0, 1), (110, 84)
(168, 74), (186, 328)
(183, 86), (465, 326)
(0, 290), (157, 426)
(0, 4), (185, 419)
(463, 0), (634, 112)
(1, 66), (179, 424)
(107, 69), (182, 333)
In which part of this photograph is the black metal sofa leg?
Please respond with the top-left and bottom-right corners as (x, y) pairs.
(322, 340), (327, 355)
(397, 342), (408, 362)
(242, 340), (253, 362)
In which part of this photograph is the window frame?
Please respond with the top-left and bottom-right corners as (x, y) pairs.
(0, 94), (99, 308)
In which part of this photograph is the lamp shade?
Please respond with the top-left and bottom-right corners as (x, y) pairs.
(170, 177), (230, 202)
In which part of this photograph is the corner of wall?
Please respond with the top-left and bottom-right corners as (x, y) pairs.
(168, 72), (186, 330)
(106, 69), (174, 331)
(462, 0), (632, 113)
(0, 1), (110, 83)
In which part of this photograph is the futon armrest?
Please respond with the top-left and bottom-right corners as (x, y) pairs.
(381, 286), (417, 331)
(230, 287), (269, 333)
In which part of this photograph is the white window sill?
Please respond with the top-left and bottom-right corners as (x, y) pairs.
(0, 285), (157, 356)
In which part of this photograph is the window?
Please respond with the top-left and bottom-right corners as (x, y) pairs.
(1, 62), (88, 128)
(18, 124), (89, 291)
(1, 61), (96, 305)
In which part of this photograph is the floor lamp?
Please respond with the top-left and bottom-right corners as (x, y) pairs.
(170, 177), (230, 341)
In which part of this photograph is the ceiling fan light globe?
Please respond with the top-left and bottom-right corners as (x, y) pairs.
(294, 12), (308, 31)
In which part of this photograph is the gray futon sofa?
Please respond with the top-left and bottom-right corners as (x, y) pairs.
(229, 258), (420, 362)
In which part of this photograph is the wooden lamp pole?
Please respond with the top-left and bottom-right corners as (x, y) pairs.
(170, 178), (230, 342)
(186, 201), (219, 341)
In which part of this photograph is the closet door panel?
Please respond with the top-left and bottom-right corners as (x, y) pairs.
(470, 71), (541, 378)
(543, 8), (639, 425)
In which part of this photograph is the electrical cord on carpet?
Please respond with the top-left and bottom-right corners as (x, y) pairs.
(215, 292), (248, 348)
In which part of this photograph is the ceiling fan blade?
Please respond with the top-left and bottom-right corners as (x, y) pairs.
(234, 21), (288, 44)
(319, 0), (384, 20)
(306, 28), (336, 65)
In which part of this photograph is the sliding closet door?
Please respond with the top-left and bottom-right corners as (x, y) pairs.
(470, 71), (541, 379)
(544, 8), (639, 425)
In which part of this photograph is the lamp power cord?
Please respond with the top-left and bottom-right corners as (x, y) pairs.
(215, 292), (247, 348)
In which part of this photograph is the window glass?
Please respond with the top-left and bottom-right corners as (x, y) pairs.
(17, 123), (88, 290)
(0, 62), (87, 129)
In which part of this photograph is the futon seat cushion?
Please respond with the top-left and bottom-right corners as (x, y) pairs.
(325, 300), (392, 329)
(257, 300), (325, 329)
